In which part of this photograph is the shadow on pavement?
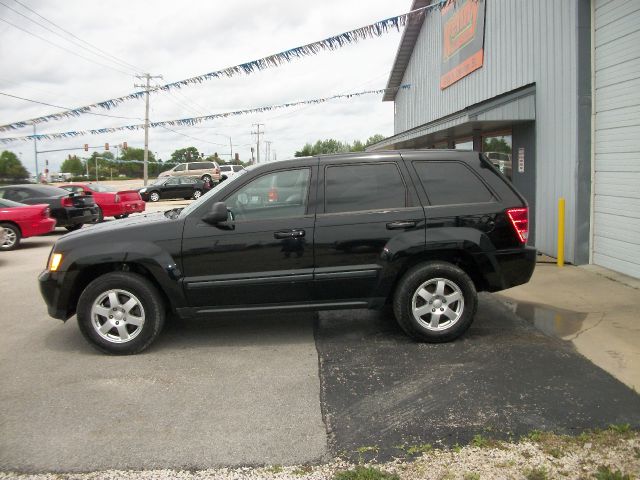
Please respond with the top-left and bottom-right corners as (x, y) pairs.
(315, 293), (640, 462)
(44, 311), (318, 356)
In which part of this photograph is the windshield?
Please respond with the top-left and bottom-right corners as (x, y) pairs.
(90, 184), (116, 192)
(150, 178), (166, 186)
(178, 169), (248, 219)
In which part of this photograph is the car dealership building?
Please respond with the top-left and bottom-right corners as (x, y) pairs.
(370, 0), (640, 278)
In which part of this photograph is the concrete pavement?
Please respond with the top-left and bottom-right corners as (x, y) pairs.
(0, 231), (327, 472)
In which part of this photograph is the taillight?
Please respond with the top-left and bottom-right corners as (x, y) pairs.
(42, 207), (50, 218)
(506, 207), (528, 243)
(268, 188), (278, 202)
(61, 196), (73, 207)
(114, 194), (121, 203)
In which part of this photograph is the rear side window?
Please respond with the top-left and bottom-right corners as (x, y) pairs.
(325, 163), (406, 214)
(174, 164), (186, 172)
(413, 161), (494, 205)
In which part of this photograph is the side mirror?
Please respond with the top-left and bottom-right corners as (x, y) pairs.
(202, 201), (229, 225)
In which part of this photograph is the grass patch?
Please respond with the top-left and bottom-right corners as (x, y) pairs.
(593, 465), (632, 480)
(266, 465), (283, 474)
(523, 466), (549, 480)
(333, 466), (399, 480)
(471, 434), (502, 449)
(521, 426), (637, 458)
(608, 423), (631, 434)
(405, 443), (433, 455)
(292, 465), (313, 476)
(463, 473), (480, 480)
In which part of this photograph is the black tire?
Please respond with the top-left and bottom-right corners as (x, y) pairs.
(76, 272), (165, 355)
(0, 223), (21, 251)
(202, 174), (212, 183)
(393, 261), (477, 343)
(149, 191), (160, 202)
(65, 224), (82, 232)
(114, 214), (130, 219)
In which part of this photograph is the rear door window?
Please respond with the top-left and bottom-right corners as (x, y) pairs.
(174, 164), (186, 172)
(324, 163), (406, 213)
(413, 161), (494, 205)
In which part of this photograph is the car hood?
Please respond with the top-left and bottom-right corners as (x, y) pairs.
(57, 211), (182, 246)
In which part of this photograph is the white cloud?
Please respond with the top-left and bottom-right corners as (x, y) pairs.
(0, 0), (412, 173)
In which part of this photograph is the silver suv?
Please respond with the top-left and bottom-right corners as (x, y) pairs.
(158, 161), (221, 183)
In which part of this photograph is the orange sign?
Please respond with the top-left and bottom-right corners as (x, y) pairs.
(440, 0), (486, 89)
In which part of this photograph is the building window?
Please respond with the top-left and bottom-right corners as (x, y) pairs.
(455, 139), (473, 150)
(482, 133), (513, 180)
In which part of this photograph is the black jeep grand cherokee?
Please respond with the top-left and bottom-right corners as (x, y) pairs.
(39, 150), (536, 354)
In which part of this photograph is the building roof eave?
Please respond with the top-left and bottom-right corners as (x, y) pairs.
(382, 0), (432, 102)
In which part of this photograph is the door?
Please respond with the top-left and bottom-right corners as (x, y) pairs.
(313, 155), (425, 306)
(162, 177), (183, 199)
(181, 165), (317, 310)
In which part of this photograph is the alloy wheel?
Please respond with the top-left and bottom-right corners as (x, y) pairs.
(411, 277), (465, 331)
(90, 289), (146, 343)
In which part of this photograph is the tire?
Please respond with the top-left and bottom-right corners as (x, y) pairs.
(76, 272), (165, 355)
(202, 174), (212, 183)
(0, 223), (21, 251)
(220, 176), (228, 183)
(393, 261), (477, 343)
(65, 224), (82, 232)
(149, 191), (160, 202)
(192, 189), (202, 199)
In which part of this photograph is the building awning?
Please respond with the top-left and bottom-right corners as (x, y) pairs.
(371, 85), (536, 150)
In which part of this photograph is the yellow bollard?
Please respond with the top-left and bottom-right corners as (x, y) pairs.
(557, 197), (565, 267)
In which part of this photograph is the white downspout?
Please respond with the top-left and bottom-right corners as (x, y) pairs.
(589, 0), (596, 265)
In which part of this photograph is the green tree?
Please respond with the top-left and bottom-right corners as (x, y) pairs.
(0, 150), (29, 180)
(60, 155), (84, 176)
(364, 134), (386, 148)
(170, 147), (200, 163)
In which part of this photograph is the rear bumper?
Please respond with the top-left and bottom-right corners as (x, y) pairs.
(22, 218), (56, 238)
(478, 246), (537, 292)
(52, 206), (99, 227)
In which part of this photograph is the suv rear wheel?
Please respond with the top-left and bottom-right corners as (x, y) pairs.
(76, 272), (165, 355)
(393, 261), (477, 343)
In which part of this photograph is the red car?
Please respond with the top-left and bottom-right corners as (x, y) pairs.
(60, 183), (145, 221)
(0, 198), (57, 250)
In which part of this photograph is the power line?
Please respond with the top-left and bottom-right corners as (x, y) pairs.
(0, 16), (134, 76)
(0, 91), (143, 122)
(0, 0), (141, 75)
(11, 0), (144, 73)
(160, 125), (230, 149)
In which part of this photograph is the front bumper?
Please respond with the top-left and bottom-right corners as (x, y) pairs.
(38, 270), (76, 320)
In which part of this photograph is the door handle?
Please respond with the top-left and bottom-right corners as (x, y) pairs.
(274, 229), (305, 239)
(386, 221), (417, 230)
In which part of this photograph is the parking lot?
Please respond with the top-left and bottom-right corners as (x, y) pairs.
(1, 199), (639, 473)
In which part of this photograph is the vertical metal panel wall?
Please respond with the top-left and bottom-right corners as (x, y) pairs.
(393, 0), (580, 262)
(592, 0), (640, 277)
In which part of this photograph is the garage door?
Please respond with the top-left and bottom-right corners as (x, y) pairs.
(592, 0), (640, 278)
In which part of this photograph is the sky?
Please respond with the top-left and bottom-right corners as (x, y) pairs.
(0, 0), (413, 174)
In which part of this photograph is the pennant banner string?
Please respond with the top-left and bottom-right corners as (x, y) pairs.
(0, 85), (411, 144)
(0, 1), (444, 132)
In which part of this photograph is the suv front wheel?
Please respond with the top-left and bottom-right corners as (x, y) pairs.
(76, 272), (165, 355)
(393, 261), (477, 343)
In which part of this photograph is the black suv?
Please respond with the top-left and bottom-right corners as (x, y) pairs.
(39, 151), (536, 354)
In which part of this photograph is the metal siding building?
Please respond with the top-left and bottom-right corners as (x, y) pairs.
(373, 0), (639, 278)
(593, 0), (640, 278)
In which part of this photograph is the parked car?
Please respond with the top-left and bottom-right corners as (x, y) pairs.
(60, 183), (145, 221)
(39, 150), (536, 354)
(485, 152), (513, 179)
(138, 176), (204, 202)
(0, 198), (57, 250)
(158, 161), (221, 184)
(0, 226), (6, 248)
(219, 164), (245, 182)
(0, 184), (98, 231)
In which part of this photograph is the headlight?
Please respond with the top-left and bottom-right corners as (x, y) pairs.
(49, 253), (63, 271)
(139, 188), (147, 193)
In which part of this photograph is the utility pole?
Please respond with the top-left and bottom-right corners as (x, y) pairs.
(265, 140), (272, 163)
(251, 123), (264, 164)
(135, 73), (163, 186)
(32, 123), (38, 182)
